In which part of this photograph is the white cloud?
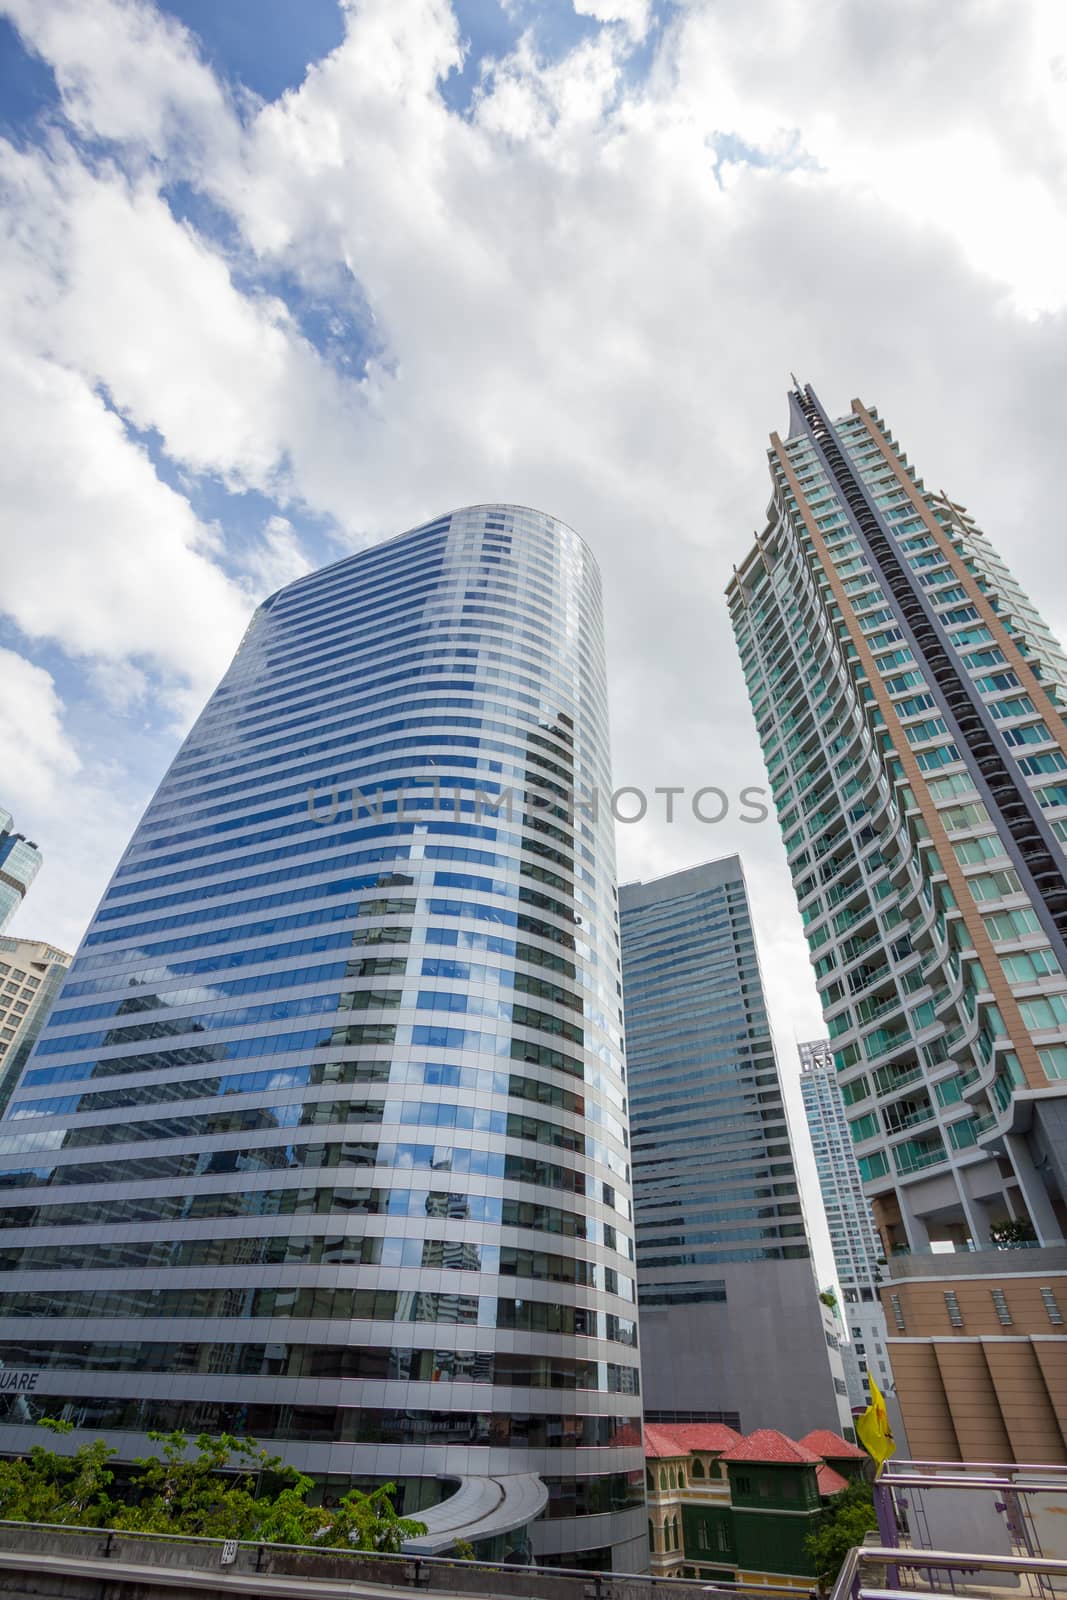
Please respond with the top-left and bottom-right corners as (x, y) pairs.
(3, 0), (235, 163)
(0, 649), (79, 811)
(0, 340), (250, 707)
(6, 0), (1067, 1283)
(572, 0), (650, 42)
(242, 515), (316, 595)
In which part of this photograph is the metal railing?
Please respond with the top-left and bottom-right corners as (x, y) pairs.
(830, 1544), (1067, 1600)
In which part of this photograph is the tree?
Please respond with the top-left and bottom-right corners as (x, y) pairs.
(805, 1482), (876, 1587)
(112, 1432), (296, 1539)
(990, 1217), (1037, 1249)
(0, 1419), (117, 1527)
(0, 1425), (426, 1551)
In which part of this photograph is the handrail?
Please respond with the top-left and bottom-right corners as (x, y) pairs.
(0, 1521), (800, 1596)
(830, 1544), (1067, 1600)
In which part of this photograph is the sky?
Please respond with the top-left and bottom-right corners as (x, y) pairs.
(2, 0), (1067, 1293)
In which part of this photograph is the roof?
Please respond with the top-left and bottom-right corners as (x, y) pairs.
(799, 1429), (867, 1461)
(816, 1464), (850, 1497)
(401, 1474), (548, 1555)
(721, 1429), (822, 1465)
(644, 1423), (742, 1459)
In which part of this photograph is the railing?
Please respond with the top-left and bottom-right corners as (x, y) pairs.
(831, 1542), (1067, 1600)
(0, 1521), (800, 1600)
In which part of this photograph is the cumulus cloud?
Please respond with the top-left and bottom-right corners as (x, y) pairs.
(3, 0), (235, 162)
(0, 338), (249, 704)
(5, 0), (1067, 1279)
(0, 650), (79, 811)
(572, 0), (651, 43)
(242, 515), (316, 596)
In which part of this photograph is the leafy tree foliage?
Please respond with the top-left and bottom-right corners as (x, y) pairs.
(805, 1481), (876, 1586)
(0, 1423), (426, 1551)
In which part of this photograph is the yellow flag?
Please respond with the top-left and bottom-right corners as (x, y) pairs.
(855, 1367), (896, 1467)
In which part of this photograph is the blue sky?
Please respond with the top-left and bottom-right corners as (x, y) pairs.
(3, 0), (1067, 1288)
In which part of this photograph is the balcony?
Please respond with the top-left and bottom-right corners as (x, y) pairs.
(892, 1134), (948, 1174)
(884, 1100), (936, 1134)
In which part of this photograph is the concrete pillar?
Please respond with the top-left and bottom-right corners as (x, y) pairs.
(958, 1184), (993, 1249)
(1005, 1134), (1065, 1247)
(897, 1183), (932, 1253)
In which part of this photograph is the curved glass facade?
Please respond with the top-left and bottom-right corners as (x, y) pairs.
(0, 506), (644, 1568)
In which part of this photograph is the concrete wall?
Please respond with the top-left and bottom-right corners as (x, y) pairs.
(884, 1257), (1067, 1462)
(640, 1259), (848, 1437)
(0, 1525), (796, 1600)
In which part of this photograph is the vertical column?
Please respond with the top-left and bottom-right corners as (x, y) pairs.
(897, 1186), (931, 1253)
(1005, 1134), (1065, 1247)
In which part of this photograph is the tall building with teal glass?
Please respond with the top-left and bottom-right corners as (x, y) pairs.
(728, 385), (1067, 1463)
(0, 809), (42, 934)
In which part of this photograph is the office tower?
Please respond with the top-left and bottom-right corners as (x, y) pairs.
(0, 938), (71, 1117)
(0, 810), (42, 932)
(799, 1039), (894, 1406)
(728, 383), (1067, 1462)
(620, 858), (853, 1440)
(0, 506), (645, 1570)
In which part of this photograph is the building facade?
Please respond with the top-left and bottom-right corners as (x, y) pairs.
(0, 810), (42, 933)
(645, 1422), (862, 1590)
(0, 938), (71, 1117)
(0, 505), (645, 1570)
(728, 384), (1067, 1461)
(620, 858), (852, 1439)
(799, 1038), (894, 1407)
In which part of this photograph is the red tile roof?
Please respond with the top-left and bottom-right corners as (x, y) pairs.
(721, 1428), (822, 1465)
(799, 1429), (866, 1461)
(644, 1423), (742, 1459)
(816, 1463), (850, 1497)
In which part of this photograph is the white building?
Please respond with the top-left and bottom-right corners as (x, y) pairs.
(799, 1039), (894, 1408)
(0, 937), (71, 1114)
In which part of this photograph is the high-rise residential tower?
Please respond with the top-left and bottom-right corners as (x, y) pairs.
(728, 385), (1067, 1462)
(0, 506), (645, 1570)
(0, 809), (42, 933)
(620, 858), (853, 1440)
(798, 1039), (894, 1407)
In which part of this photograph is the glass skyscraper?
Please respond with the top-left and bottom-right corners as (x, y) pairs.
(0, 506), (645, 1569)
(0, 810), (42, 933)
(728, 385), (1067, 1462)
(620, 858), (852, 1439)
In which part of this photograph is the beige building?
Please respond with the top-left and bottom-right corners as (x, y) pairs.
(0, 936), (71, 1114)
(729, 384), (1067, 1461)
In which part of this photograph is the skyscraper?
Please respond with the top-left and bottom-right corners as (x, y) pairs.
(0, 938), (71, 1116)
(798, 1039), (894, 1407)
(0, 506), (645, 1570)
(620, 858), (853, 1440)
(0, 810), (42, 933)
(728, 384), (1067, 1462)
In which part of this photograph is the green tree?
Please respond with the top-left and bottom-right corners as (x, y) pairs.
(0, 1425), (426, 1552)
(0, 1419), (117, 1527)
(112, 1432), (299, 1540)
(805, 1481), (876, 1587)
